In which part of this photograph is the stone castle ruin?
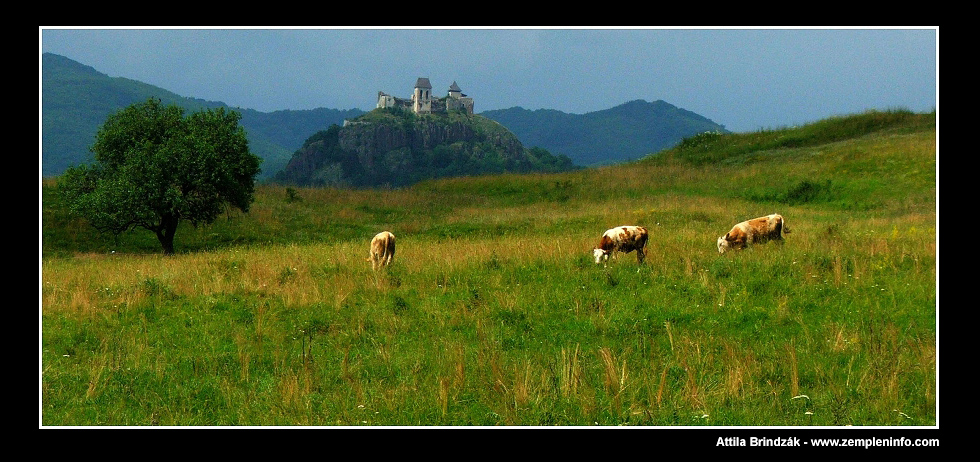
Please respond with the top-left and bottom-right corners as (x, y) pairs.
(377, 78), (474, 115)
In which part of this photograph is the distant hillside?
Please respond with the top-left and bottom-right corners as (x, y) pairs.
(275, 108), (576, 188)
(43, 52), (728, 180)
(648, 108), (936, 168)
(41, 53), (364, 180)
(480, 100), (728, 166)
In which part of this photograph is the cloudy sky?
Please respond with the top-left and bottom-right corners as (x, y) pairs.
(40, 27), (937, 133)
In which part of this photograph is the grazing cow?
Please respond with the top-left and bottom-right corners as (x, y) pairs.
(367, 231), (396, 270)
(593, 225), (649, 265)
(717, 213), (791, 254)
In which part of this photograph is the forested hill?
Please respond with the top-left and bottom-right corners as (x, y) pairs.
(41, 53), (364, 179)
(274, 109), (576, 188)
(481, 100), (728, 166)
(43, 52), (729, 180)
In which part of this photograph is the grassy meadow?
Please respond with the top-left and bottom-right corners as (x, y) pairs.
(40, 110), (937, 426)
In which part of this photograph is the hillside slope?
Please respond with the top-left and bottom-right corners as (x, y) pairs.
(481, 99), (728, 166)
(43, 109), (935, 256)
(275, 108), (576, 188)
(41, 53), (364, 179)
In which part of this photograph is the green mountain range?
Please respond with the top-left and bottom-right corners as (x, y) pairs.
(41, 53), (364, 180)
(481, 100), (728, 166)
(42, 52), (729, 180)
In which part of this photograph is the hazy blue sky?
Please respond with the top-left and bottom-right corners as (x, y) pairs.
(40, 27), (937, 133)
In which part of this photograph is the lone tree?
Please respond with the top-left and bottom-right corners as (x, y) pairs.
(59, 98), (262, 254)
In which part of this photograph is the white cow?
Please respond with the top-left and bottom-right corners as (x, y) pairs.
(368, 231), (396, 270)
(717, 214), (790, 254)
(593, 225), (649, 265)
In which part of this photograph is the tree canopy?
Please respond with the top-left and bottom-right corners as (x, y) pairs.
(59, 98), (262, 254)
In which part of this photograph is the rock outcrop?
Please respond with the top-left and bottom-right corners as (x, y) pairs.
(276, 109), (573, 188)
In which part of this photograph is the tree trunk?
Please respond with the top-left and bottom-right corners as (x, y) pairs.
(156, 215), (179, 255)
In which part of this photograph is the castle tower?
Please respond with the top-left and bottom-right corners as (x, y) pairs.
(446, 81), (474, 114)
(448, 81), (463, 99)
(413, 77), (433, 114)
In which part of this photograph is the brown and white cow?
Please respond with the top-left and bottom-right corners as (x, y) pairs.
(593, 225), (649, 265)
(367, 231), (396, 270)
(717, 213), (790, 254)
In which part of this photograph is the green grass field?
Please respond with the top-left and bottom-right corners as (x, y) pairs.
(41, 110), (937, 426)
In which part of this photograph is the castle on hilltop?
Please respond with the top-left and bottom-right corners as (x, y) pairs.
(377, 78), (474, 115)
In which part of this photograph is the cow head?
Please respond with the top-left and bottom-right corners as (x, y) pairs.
(593, 248), (610, 264)
(717, 234), (732, 254)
